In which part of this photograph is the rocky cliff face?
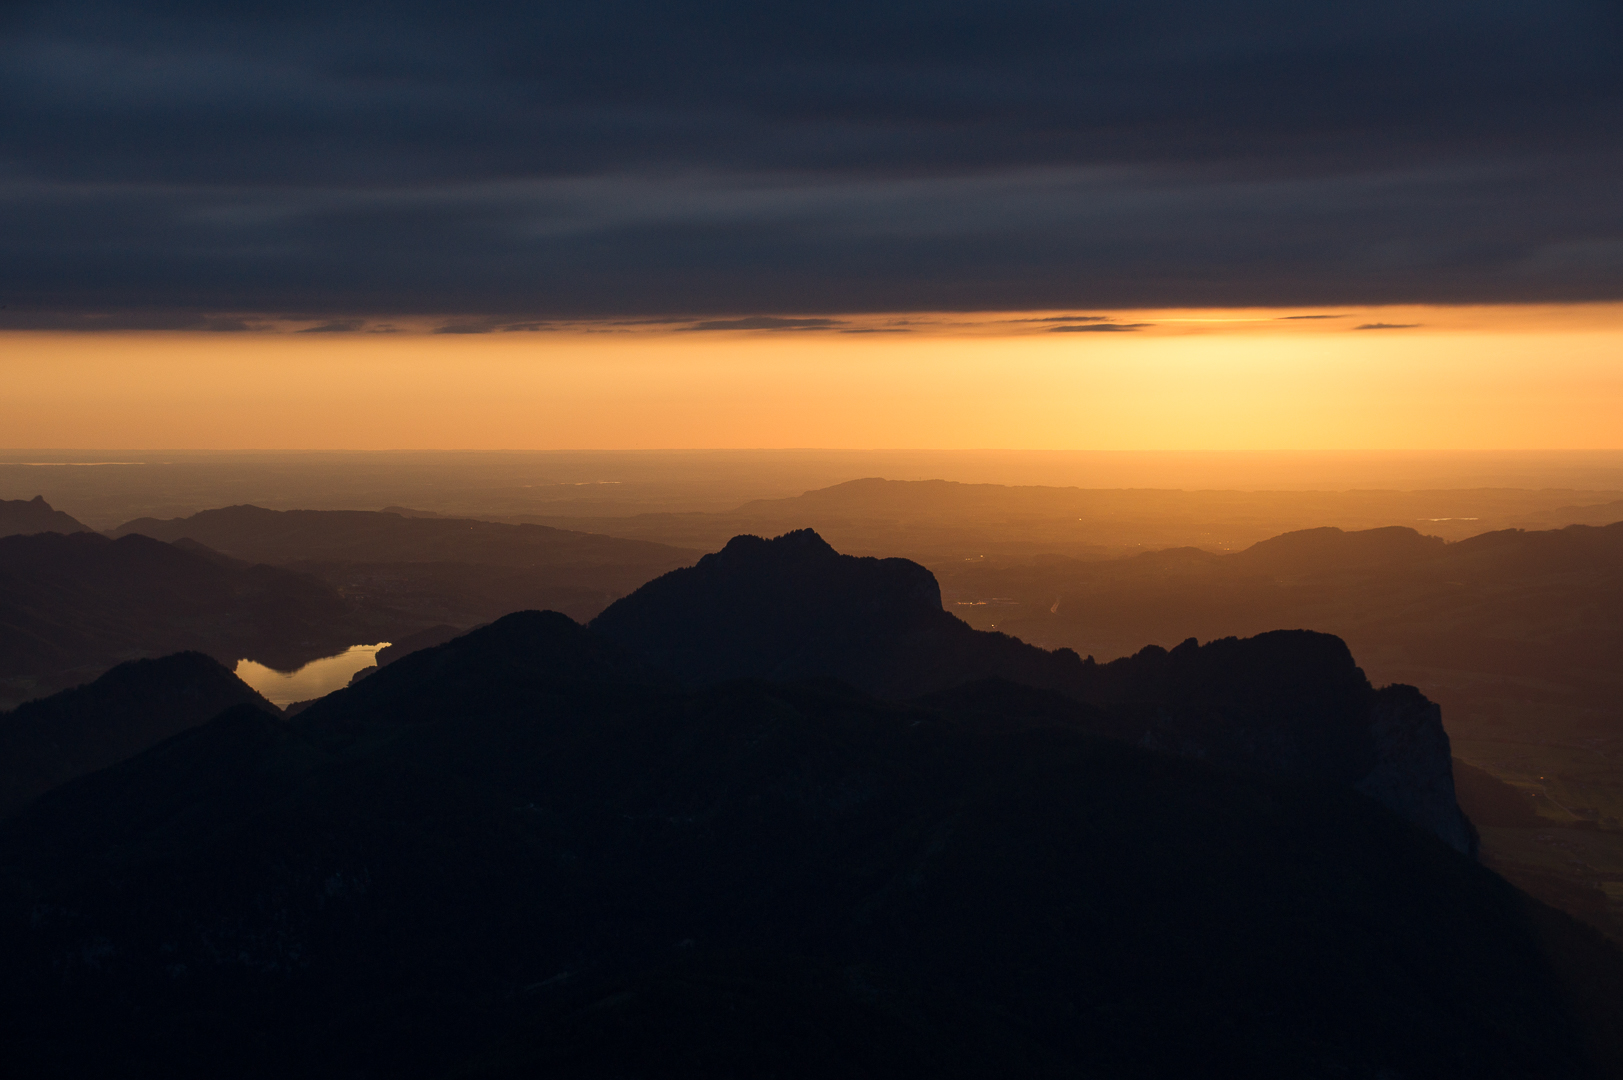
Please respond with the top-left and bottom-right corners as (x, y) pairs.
(1356, 684), (1477, 854)
(595, 529), (1475, 852)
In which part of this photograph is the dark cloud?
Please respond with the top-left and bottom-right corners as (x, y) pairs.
(1, 1), (1619, 320)
(840, 327), (911, 333)
(0, 310), (270, 331)
(682, 317), (847, 331)
(431, 319), (555, 333)
(1279, 314), (1347, 320)
(296, 319), (365, 333)
(1050, 322), (1152, 333)
(1008, 315), (1110, 323)
(1354, 322), (1422, 330)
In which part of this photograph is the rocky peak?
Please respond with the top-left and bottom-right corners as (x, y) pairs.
(0, 496), (89, 538)
(591, 529), (947, 686)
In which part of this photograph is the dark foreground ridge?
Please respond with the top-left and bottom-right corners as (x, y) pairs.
(0, 652), (277, 816)
(593, 529), (1474, 850)
(4, 603), (1622, 1077)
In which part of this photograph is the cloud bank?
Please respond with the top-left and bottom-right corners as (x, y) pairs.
(2, 1), (1619, 323)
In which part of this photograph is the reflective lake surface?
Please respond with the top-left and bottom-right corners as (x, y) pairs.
(235, 643), (391, 706)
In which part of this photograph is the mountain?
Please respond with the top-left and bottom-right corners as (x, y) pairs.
(0, 495), (88, 537)
(592, 529), (1473, 851)
(505, 477), (1623, 558)
(0, 652), (278, 816)
(2, 610), (1620, 1078)
(345, 624), (468, 688)
(0, 531), (389, 706)
(1519, 498), (1623, 528)
(936, 520), (1623, 936)
(374, 623), (466, 667)
(1227, 523), (1447, 573)
(112, 504), (697, 624)
(112, 503), (693, 569)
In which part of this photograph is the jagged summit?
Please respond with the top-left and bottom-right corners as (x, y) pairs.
(0, 495), (89, 538)
(594, 529), (1473, 851)
(591, 529), (949, 689)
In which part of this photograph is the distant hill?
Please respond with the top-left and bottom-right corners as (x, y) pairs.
(1228, 523), (1447, 572)
(591, 529), (1472, 851)
(0, 531), (389, 705)
(0, 495), (88, 537)
(114, 504), (693, 568)
(3, 610), (1620, 1077)
(113, 504), (697, 624)
(503, 477), (1623, 558)
(943, 520), (1623, 680)
(1519, 498), (1623, 528)
(0, 652), (277, 816)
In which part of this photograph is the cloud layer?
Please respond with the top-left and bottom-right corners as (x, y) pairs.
(2, 1), (1620, 321)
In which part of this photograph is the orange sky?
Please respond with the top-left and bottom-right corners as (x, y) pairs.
(2, 304), (1619, 450)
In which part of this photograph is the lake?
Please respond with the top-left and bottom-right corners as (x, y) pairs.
(235, 642), (392, 706)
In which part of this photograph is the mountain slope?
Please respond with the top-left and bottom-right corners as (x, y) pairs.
(0, 652), (278, 815)
(1, 611), (1619, 1078)
(113, 504), (692, 569)
(0, 531), (385, 704)
(112, 504), (697, 623)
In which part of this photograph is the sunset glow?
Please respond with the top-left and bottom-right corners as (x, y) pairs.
(5, 304), (1618, 450)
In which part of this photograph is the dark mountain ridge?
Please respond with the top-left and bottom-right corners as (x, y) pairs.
(592, 529), (1474, 851)
(113, 503), (692, 569)
(0, 652), (278, 816)
(3, 610), (1620, 1078)
(935, 519), (1623, 937)
(111, 504), (698, 624)
(0, 495), (88, 537)
(0, 531), (387, 706)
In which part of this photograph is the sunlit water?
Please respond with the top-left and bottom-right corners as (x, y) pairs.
(235, 643), (391, 706)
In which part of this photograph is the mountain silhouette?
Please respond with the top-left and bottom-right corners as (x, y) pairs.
(592, 529), (1473, 850)
(508, 476), (1623, 558)
(0, 531), (388, 704)
(931, 518), (1623, 936)
(0, 652), (278, 815)
(0, 495), (88, 537)
(2, 610), (1620, 1078)
(374, 623), (465, 667)
(113, 503), (692, 569)
(112, 504), (697, 624)
(1228, 524), (1447, 572)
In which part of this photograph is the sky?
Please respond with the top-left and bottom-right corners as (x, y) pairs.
(2, 2), (1620, 449)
